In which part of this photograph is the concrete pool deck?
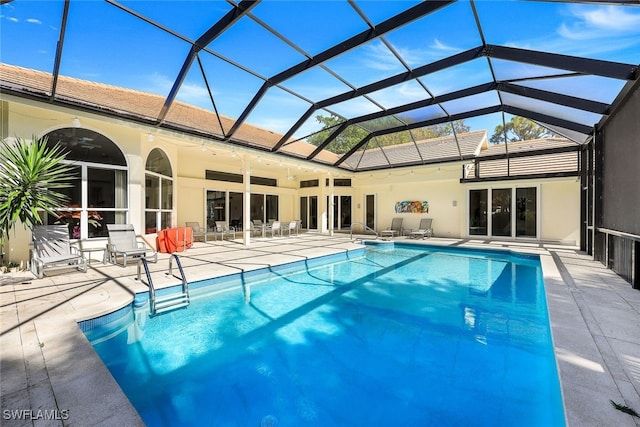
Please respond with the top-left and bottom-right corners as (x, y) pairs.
(1, 234), (639, 426)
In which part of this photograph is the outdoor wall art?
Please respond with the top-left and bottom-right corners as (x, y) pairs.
(395, 200), (429, 213)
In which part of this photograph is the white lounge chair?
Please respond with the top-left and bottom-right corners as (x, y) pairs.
(409, 218), (433, 239)
(185, 222), (216, 242)
(266, 221), (282, 237)
(283, 220), (298, 236)
(30, 225), (87, 279)
(106, 224), (157, 267)
(248, 221), (262, 237)
(380, 218), (403, 239)
(214, 222), (236, 240)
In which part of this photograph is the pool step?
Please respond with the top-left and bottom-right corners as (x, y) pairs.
(153, 293), (190, 315)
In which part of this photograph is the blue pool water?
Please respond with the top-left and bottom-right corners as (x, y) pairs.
(83, 244), (565, 426)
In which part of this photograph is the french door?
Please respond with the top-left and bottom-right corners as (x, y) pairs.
(331, 195), (352, 230)
(365, 194), (376, 231)
(300, 196), (318, 230)
(469, 187), (537, 238)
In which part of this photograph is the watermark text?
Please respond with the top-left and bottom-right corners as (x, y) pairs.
(3, 409), (69, 421)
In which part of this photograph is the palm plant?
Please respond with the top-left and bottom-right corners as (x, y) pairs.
(0, 136), (75, 244)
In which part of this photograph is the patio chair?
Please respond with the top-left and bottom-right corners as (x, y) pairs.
(30, 225), (87, 279)
(248, 221), (262, 237)
(266, 221), (282, 237)
(283, 220), (298, 237)
(106, 224), (158, 267)
(214, 222), (236, 240)
(185, 222), (215, 242)
(251, 219), (266, 238)
(409, 218), (433, 239)
(380, 218), (403, 239)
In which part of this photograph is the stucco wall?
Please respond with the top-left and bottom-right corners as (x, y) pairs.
(540, 180), (581, 244)
(1, 95), (581, 267)
(351, 164), (466, 237)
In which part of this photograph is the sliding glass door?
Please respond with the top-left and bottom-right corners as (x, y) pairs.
(491, 188), (512, 237)
(469, 190), (488, 236)
(365, 194), (376, 231)
(516, 187), (537, 237)
(228, 192), (243, 230)
(468, 187), (537, 239)
(300, 196), (318, 230)
(207, 190), (226, 230)
(208, 190), (277, 231)
(331, 195), (352, 230)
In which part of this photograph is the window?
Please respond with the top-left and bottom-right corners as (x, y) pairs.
(44, 128), (128, 239)
(207, 190), (226, 230)
(300, 179), (319, 188)
(145, 148), (173, 233)
(205, 170), (276, 186)
(251, 176), (277, 187)
(207, 191), (277, 230)
(334, 178), (352, 187)
(266, 194), (279, 222)
(250, 193), (279, 223)
(205, 170), (243, 183)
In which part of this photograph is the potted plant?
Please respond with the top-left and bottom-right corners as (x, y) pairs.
(0, 136), (75, 254)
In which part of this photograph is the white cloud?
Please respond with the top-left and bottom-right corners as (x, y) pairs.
(559, 5), (640, 40)
(369, 81), (429, 108)
(502, 5), (640, 60)
(329, 96), (381, 118)
(7, 17), (18, 23)
(146, 73), (173, 93)
(26, 18), (41, 24)
(249, 117), (293, 134)
(579, 6), (640, 32)
(431, 38), (458, 52)
(178, 81), (211, 105)
(361, 41), (403, 72)
(145, 72), (211, 108)
(382, 38), (459, 68)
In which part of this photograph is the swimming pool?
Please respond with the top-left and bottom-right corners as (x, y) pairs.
(82, 243), (565, 426)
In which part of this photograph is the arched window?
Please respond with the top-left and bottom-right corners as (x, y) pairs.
(145, 148), (173, 233)
(43, 128), (128, 239)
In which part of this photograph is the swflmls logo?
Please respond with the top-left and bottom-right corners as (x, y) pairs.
(2, 409), (70, 420)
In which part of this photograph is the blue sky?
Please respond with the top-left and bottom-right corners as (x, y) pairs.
(1, 1), (639, 143)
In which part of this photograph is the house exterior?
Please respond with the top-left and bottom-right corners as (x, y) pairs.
(1, 64), (580, 265)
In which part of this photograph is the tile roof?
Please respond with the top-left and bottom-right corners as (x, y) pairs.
(1, 63), (578, 177)
(479, 137), (577, 157)
(342, 130), (488, 170)
(0, 63), (283, 150)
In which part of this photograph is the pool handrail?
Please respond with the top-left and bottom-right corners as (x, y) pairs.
(168, 253), (190, 298)
(350, 222), (379, 241)
(137, 254), (190, 316)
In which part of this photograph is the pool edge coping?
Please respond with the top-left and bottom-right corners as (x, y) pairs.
(80, 241), (572, 425)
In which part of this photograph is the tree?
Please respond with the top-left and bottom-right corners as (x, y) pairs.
(411, 119), (471, 141)
(0, 136), (75, 241)
(490, 117), (553, 144)
(307, 113), (470, 153)
(306, 114), (368, 154)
